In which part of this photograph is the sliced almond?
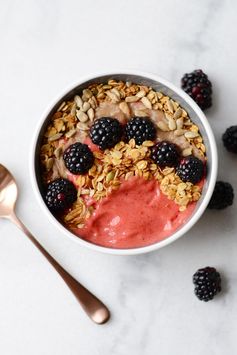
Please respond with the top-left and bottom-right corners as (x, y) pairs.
(77, 122), (89, 131)
(65, 128), (76, 138)
(88, 96), (97, 109)
(76, 111), (88, 123)
(141, 96), (152, 109)
(136, 90), (146, 98)
(119, 101), (130, 116)
(147, 91), (156, 101)
(54, 146), (63, 159)
(167, 99), (174, 113)
(184, 131), (199, 139)
(125, 96), (139, 103)
(136, 160), (148, 170)
(87, 107), (95, 121)
(176, 117), (184, 129)
(82, 89), (92, 101)
(182, 147), (193, 156)
(134, 109), (147, 117)
(74, 95), (83, 108)
(107, 91), (120, 103)
(97, 182), (104, 192)
(106, 171), (115, 183)
(46, 158), (54, 170)
(81, 102), (90, 112)
(142, 140), (154, 147)
(48, 133), (63, 141)
(57, 101), (66, 111)
(156, 92), (163, 99)
(157, 121), (169, 132)
(174, 108), (182, 119)
(168, 117), (176, 131)
(174, 129), (186, 136)
(111, 88), (121, 99)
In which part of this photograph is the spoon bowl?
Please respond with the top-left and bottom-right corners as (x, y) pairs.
(0, 164), (18, 218)
(0, 163), (110, 324)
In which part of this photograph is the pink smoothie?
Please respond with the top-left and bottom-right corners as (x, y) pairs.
(73, 177), (196, 249)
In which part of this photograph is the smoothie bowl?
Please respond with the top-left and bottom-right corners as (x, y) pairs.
(31, 72), (217, 255)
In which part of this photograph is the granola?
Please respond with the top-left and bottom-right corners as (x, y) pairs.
(40, 79), (206, 229)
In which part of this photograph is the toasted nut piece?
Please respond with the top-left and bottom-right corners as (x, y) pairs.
(57, 101), (66, 111)
(142, 140), (154, 147)
(167, 99), (174, 113)
(107, 91), (120, 103)
(125, 96), (139, 103)
(190, 125), (199, 133)
(48, 133), (63, 141)
(147, 91), (156, 101)
(184, 131), (199, 139)
(176, 117), (184, 129)
(46, 158), (54, 170)
(156, 92), (163, 99)
(157, 121), (169, 131)
(136, 90), (146, 98)
(181, 109), (188, 118)
(125, 171), (134, 180)
(182, 147), (193, 157)
(136, 160), (148, 170)
(54, 118), (65, 132)
(119, 101), (130, 116)
(174, 129), (186, 136)
(134, 109), (147, 117)
(77, 122), (89, 131)
(82, 89), (92, 101)
(168, 117), (176, 130)
(65, 128), (76, 138)
(76, 111), (88, 123)
(200, 143), (206, 152)
(152, 103), (159, 110)
(54, 146), (63, 159)
(111, 88), (121, 98)
(88, 96), (97, 109)
(174, 108), (182, 119)
(81, 102), (90, 112)
(87, 108), (95, 121)
(141, 96), (152, 109)
(74, 95), (83, 108)
(106, 171), (115, 183)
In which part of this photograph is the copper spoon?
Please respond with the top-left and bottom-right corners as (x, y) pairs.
(0, 164), (110, 324)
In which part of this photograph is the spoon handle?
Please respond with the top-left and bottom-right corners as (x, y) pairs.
(9, 212), (110, 324)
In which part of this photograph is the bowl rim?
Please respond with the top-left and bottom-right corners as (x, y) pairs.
(30, 70), (218, 255)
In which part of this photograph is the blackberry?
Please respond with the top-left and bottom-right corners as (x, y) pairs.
(125, 117), (156, 145)
(208, 181), (234, 209)
(45, 178), (77, 212)
(193, 267), (221, 302)
(90, 117), (123, 150)
(222, 125), (237, 153)
(181, 69), (212, 110)
(151, 141), (180, 167)
(176, 156), (204, 184)
(63, 143), (94, 174)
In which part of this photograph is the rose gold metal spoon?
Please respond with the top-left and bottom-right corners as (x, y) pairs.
(0, 163), (110, 324)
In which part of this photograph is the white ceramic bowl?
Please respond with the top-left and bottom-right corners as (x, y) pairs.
(31, 71), (218, 255)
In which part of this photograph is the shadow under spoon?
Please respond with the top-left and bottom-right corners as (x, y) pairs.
(0, 164), (110, 324)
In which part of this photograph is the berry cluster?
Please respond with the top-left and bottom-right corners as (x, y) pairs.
(151, 142), (204, 184)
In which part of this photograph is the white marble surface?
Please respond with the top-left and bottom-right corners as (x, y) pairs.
(0, 0), (237, 354)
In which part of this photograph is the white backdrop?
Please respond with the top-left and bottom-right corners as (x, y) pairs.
(0, 1), (236, 354)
